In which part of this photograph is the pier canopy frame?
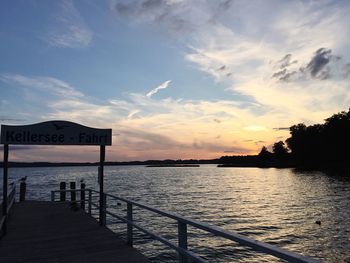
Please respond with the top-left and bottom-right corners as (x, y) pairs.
(1, 120), (112, 234)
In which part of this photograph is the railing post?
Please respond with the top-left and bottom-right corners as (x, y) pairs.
(178, 221), (188, 263)
(88, 189), (92, 215)
(127, 203), (133, 246)
(100, 193), (106, 226)
(80, 183), (85, 210)
(70, 182), (76, 202)
(60, 182), (66, 201)
(99, 145), (105, 226)
(19, 182), (26, 202)
(51, 191), (55, 202)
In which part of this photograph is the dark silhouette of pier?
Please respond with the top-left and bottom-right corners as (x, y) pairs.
(0, 201), (150, 263)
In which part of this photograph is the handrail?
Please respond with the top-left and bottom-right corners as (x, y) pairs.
(0, 185), (16, 234)
(51, 189), (322, 263)
(105, 210), (207, 263)
(104, 192), (321, 263)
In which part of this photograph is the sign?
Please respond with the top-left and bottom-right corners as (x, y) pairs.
(0, 121), (112, 145)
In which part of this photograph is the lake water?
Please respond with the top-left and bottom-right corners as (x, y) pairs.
(1, 165), (350, 262)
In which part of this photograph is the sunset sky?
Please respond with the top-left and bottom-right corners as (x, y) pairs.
(1, 0), (350, 162)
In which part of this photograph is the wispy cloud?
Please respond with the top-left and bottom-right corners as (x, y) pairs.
(271, 48), (349, 82)
(45, 0), (92, 48)
(0, 73), (83, 97)
(0, 117), (26, 122)
(110, 0), (239, 38)
(146, 80), (171, 97)
(2, 73), (276, 161)
(110, 0), (350, 125)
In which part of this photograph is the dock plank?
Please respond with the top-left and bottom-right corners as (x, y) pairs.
(0, 201), (151, 263)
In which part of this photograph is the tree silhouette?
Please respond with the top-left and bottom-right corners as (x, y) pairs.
(272, 141), (288, 155)
(272, 141), (289, 161)
(285, 108), (350, 166)
(258, 146), (273, 162)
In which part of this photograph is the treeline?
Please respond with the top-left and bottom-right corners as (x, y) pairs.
(285, 108), (350, 167)
(219, 109), (350, 168)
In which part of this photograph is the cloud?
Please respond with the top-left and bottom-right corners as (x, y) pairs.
(272, 48), (350, 82)
(305, 48), (333, 78)
(2, 73), (274, 160)
(343, 63), (350, 78)
(272, 69), (287, 79)
(146, 80), (172, 97)
(111, 0), (233, 35)
(277, 54), (298, 69)
(218, 0), (234, 11)
(118, 127), (184, 150)
(255, 140), (266, 144)
(0, 73), (83, 97)
(0, 117), (26, 122)
(273, 127), (290, 131)
(0, 145), (47, 151)
(45, 0), (92, 48)
(217, 65), (226, 71)
(112, 0), (193, 33)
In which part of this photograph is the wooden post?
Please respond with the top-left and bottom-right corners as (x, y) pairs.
(70, 182), (76, 201)
(2, 144), (9, 235)
(80, 183), (85, 210)
(60, 182), (66, 201)
(99, 145), (105, 226)
(19, 182), (26, 202)
(127, 203), (133, 246)
(178, 221), (188, 263)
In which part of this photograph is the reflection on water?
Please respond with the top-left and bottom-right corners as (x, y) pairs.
(1, 165), (350, 262)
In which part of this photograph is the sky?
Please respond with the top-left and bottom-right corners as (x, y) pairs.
(1, 0), (350, 162)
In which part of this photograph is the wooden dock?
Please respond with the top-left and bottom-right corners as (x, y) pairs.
(0, 201), (150, 263)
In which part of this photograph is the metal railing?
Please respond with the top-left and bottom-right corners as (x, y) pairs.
(0, 185), (16, 236)
(51, 189), (321, 263)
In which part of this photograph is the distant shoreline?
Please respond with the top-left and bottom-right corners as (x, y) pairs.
(0, 160), (218, 168)
(1, 161), (349, 173)
(146, 164), (200, 167)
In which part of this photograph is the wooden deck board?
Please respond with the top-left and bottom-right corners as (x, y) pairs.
(0, 201), (151, 263)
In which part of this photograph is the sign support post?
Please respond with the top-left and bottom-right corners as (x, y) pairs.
(99, 145), (105, 226)
(2, 144), (9, 235)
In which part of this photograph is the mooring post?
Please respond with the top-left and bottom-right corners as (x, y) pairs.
(60, 182), (66, 201)
(80, 182), (86, 210)
(1, 144), (9, 235)
(70, 182), (76, 202)
(19, 182), (26, 202)
(178, 221), (188, 263)
(99, 145), (105, 226)
(127, 203), (133, 246)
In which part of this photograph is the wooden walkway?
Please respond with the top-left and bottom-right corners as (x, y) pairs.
(0, 201), (150, 263)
